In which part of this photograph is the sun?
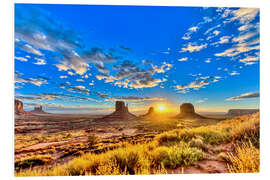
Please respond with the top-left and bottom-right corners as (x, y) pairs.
(157, 104), (166, 112)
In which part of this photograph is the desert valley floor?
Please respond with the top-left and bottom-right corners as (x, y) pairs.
(15, 111), (259, 175)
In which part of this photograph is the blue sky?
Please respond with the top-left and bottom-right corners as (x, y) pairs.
(14, 4), (260, 114)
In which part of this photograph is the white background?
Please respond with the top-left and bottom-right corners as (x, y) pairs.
(1, 0), (269, 179)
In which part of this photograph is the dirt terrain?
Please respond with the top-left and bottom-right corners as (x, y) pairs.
(14, 112), (229, 173)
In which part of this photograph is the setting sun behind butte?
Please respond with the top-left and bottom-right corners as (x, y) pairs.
(157, 104), (166, 112)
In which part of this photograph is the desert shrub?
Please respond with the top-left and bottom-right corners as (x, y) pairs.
(66, 158), (95, 175)
(155, 126), (229, 146)
(15, 165), (71, 176)
(151, 164), (167, 174)
(66, 153), (106, 175)
(196, 128), (228, 145)
(155, 132), (180, 146)
(106, 146), (150, 174)
(227, 141), (259, 173)
(15, 155), (54, 169)
(150, 146), (169, 166)
(94, 160), (125, 175)
(87, 133), (99, 147)
(230, 117), (260, 147)
(151, 143), (203, 168)
(56, 145), (151, 175)
(188, 138), (208, 151)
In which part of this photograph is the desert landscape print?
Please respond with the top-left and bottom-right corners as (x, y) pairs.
(14, 4), (260, 176)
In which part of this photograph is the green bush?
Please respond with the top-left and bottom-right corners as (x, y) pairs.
(151, 143), (203, 168)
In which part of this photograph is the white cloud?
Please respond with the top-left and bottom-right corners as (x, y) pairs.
(189, 26), (199, 32)
(245, 62), (257, 66)
(60, 76), (67, 79)
(96, 75), (118, 83)
(28, 78), (47, 86)
(227, 92), (259, 101)
(24, 44), (43, 56)
(219, 36), (230, 44)
(128, 78), (167, 89)
(68, 85), (89, 94)
(114, 79), (130, 88)
(181, 43), (207, 53)
(76, 79), (84, 82)
(182, 26), (198, 40)
(55, 55), (89, 75)
(15, 56), (28, 62)
(96, 60), (172, 89)
(152, 62), (172, 73)
(239, 56), (259, 65)
(196, 98), (208, 103)
(229, 71), (240, 76)
(108, 96), (165, 102)
(68, 71), (75, 76)
(182, 35), (191, 40)
(56, 62), (70, 71)
(178, 57), (188, 62)
(26, 102), (65, 109)
(215, 44), (259, 57)
(230, 8), (259, 24)
(75, 85), (85, 89)
(176, 80), (209, 91)
(238, 24), (253, 31)
(33, 58), (46, 65)
(15, 40), (43, 56)
(15, 72), (48, 86)
(205, 58), (211, 63)
(232, 32), (257, 43)
(213, 30), (220, 36)
(175, 76), (222, 93)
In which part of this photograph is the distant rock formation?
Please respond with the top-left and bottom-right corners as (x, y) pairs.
(174, 103), (206, 119)
(14, 99), (32, 116)
(140, 107), (156, 118)
(95, 101), (137, 122)
(30, 106), (49, 114)
(146, 107), (155, 116)
(227, 109), (259, 116)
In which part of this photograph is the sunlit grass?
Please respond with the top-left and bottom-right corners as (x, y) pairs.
(227, 141), (259, 173)
(15, 112), (260, 176)
(155, 126), (230, 146)
(16, 140), (205, 176)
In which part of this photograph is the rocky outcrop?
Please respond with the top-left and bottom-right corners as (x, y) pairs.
(30, 106), (49, 114)
(227, 109), (259, 116)
(174, 103), (205, 119)
(140, 107), (156, 118)
(14, 99), (32, 116)
(95, 101), (137, 122)
(146, 107), (155, 116)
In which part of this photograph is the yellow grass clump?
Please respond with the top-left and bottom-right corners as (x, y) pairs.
(227, 141), (260, 173)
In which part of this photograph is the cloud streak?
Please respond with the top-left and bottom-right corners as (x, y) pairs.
(227, 92), (259, 101)
(176, 76), (222, 93)
(15, 72), (48, 86)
